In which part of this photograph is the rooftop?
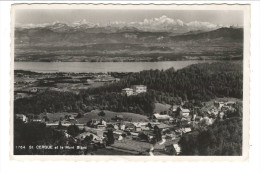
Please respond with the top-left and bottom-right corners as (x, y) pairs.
(122, 88), (133, 91)
(180, 107), (190, 113)
(153, 113), (171, 120)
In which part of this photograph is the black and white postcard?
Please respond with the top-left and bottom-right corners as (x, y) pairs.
(10, 4), (250, 161)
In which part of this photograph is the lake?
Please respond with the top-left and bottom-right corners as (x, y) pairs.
(14, 61), (212, 73)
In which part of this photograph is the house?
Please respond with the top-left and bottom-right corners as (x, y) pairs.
(225, 101), (236, 107)
(191, 114), (197, 121)
(200, 117), (214, 126)
(113, 124), (119, 130)
(32, 118), (42, 122)
(84, 127), (105, 138)
(122, 88), (134, 96)
(130, 132), (139, 136)
(173, 144), (181, 155)
(99, 119), (107, 126)
(179, 107), (190, 117)
(207, 108), (219, 117)
(61, 121), (72, 126)
(113, 130), (125, 140)
(174, 127), (192, 135)
(16, 114), (28, 123)
(30, 87), (38, 93)
(132, 85), (147, 94)
(219, 112), (225, 119)
(195, 115), (203, 121)
(67, 116), (75, 121)
(15, 93), (29, 100)
(183, 128), (192, 133)
(221, 105), (230, 111)
(140, 125), (150, 131)
(157, 123), (170, 130)
(125, 123), (135, 131)
(214, 101), (225, 109)
(97, 124), (106, 130)
(151, 140), (179, 155)
(165, 132), (177, 140)
(135, 126), (142, 132)
(153, 113), (171, 122)
(120, 124), (126, 130)
(113, 130), (124, 135)
(64, 132), (72, 138)
(76, 132), (104, 143)
(169, 105), (179, 117)
(87, 119), (100, 127)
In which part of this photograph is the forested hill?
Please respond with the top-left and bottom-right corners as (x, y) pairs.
(88, 61), (243, 101)
(14, 62), (243, 115)
(171, 27), (243, 41)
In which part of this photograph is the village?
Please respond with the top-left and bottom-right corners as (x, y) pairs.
(16, 84), (240, 155)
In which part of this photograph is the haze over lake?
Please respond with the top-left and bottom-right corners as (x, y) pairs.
(14, 61), (212, 73)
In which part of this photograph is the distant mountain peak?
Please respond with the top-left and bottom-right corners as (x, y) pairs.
(16, 15), (242, 34)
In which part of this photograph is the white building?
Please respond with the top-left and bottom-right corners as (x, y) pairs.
(214, 101), (225, 109)
(173, 144), (181, 155)
(16, 114), (28, 123)
(122, 85), (147, 96)
(132, 85), (147, 94)
(122, 88), (134, 96)
(153, 113), (172, 122)
(179, 107), (190, 117)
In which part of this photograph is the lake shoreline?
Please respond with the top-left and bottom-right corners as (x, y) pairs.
(14, 60), (227, 73)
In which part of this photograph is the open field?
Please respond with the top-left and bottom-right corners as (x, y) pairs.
(78, 110), (149, 123)
(109, 138), (179, 155)
(154, 103), (171, 113)
(40, 109), (149, 123)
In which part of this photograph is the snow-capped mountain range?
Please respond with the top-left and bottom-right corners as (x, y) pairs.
(16, 15), (238, 33)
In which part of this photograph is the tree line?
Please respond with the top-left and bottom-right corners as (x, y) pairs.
(178, 117), (242, 155)
(14, 62), (243, 115)
(87, 62), (242, 101)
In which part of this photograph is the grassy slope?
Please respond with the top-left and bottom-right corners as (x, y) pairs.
(154, 103), (171, 113)
(40, 110), (148, 123)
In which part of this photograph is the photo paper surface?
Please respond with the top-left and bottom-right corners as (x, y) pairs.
(10, 4), (250, 161)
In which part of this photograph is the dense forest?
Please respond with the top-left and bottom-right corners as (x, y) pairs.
(14, 91), (156, 115)
(14, 62), (243, 115)
(14, 119), (105, 155)
(87, 62), (243, 100)
(178, 117), (242, 155)
(14, 119), (80, 155)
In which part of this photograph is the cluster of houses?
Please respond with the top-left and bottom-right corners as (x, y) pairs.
(93, 74), (120, 82)
(122, 85), (147, 96)
(15, 100), (238, 155)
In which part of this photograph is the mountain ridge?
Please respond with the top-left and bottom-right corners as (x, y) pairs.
(16, 15), (236, 33)
(14, 27), (243, 62)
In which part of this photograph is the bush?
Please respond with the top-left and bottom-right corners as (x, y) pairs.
(67, 125), (80, 137)
(98, 111), (106, 117)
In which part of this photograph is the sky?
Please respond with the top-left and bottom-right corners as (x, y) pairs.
(15, 9), (243, 26)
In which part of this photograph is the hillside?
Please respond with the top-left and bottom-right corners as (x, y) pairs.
(172, 27), (243, 41)
(14, 62), (243, 115)
(15, 27), (243, 62)
(38, 110), (148, 123)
